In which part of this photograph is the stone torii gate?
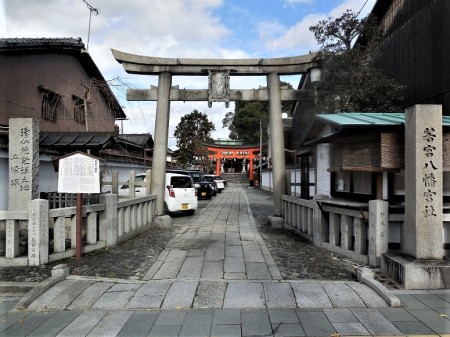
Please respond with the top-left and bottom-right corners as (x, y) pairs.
(112, 49), (316, 220)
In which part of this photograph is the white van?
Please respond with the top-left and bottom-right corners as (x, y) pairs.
(118, 172), (198, 215)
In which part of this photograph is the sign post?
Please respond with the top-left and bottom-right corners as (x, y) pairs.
(57, 152), (100, 259)
(76, 193), (83, 258)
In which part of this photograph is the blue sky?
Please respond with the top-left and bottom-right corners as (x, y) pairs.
(1, 0), (376, 148)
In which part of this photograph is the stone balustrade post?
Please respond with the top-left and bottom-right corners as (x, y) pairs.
(99, 194), (118, 247)
(312, 195), (328, 248)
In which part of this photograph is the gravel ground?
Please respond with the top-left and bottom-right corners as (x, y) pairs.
(244, 186), (359, 280)
(0, 185), (360, 283)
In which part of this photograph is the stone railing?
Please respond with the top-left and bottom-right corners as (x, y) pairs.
(281, 195), (314, 241)
(0, 194), (156, 267)
(281, 196), (389, 267)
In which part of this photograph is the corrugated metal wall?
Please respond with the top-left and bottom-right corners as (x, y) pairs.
(376, 0), (450, 113)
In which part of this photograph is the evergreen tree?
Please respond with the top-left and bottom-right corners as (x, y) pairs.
(309, 9), (404, 112)
(222, 82), (293, 144)
(174, 109), (215, 166)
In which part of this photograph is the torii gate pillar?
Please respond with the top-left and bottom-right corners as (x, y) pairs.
(111, 49), (317, 220)
(268, 73), (286, 216)
(151, 72), (172, 216)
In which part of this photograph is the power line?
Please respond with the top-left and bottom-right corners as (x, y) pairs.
(82, 0), (99, 50)
(357, 0), (370, 16)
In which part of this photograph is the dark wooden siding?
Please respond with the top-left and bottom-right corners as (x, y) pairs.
(375, 0), (450, 114)
(0, 51), (117, 132)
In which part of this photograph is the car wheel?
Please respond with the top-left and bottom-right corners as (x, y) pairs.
(182, 209), (195, 216)
(164, 202), (169, 214)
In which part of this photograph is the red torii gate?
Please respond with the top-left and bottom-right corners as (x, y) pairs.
(206, 144), (260, 182)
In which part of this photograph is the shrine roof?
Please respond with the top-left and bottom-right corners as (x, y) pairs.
(316, 112), (450, 127)
(206, 143), (261, 149)
(302, 112), (450, 146)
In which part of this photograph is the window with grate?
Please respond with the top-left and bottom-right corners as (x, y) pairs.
(73, 96), (86, 123)
(39, 86), (62, 121)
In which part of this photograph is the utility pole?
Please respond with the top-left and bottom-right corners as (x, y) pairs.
(259, 120), (262, 186)
(82, 0), (99, 51)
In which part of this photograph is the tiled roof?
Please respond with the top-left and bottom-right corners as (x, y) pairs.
(0, 37), (85, 50)
(39, 133), (113, 148)
(316, 112), (450, 127)
(116, 134), (153, 147)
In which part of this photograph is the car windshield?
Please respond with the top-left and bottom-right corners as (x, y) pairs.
(135, 175), (146, 186)
(121, 175), (145, 189)
(189, 172), (203, 182)
(170, 176), (193, 188)
(204, 176), (214, 182)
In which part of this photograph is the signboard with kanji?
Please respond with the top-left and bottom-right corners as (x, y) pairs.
(57, 152), (100, 193)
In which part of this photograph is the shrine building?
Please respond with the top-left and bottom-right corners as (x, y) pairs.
(206, 143), (261, 183)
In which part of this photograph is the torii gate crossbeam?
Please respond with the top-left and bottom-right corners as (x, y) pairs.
(112, 49), (317, 219)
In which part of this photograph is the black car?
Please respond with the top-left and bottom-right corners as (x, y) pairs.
(167, 169), (214, 200)
(203, 175), (218, 195)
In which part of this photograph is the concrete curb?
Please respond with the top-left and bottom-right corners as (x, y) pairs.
(0, 281), (37, 295)
(16, 264), (70, 310)
(16, 274), (65, 310)
(357, 267), (401, 307)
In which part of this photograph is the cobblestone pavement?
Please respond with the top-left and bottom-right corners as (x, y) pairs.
(0, 184), (357, 283)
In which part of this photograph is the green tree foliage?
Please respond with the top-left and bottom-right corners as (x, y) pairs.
(309, 9), (404, 112)
(222, 82), (293, 144)
(174, 109), (215, 165)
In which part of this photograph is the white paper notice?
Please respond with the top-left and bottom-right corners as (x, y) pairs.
(58, 153), (100, 193)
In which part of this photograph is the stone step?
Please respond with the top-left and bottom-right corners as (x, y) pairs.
(24, 277), (389, 311)
(220, 173), (249, 183)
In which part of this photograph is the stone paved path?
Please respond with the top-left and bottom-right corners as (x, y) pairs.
(3, 184), (450, 335)
(22, 184), (388, 312)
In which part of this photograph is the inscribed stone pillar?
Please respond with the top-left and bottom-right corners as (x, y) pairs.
(404, 105), (443, 260)
(267, 73), (286, 216)
(368, 199), (388, 266)
(8, 118), (39, 211)
(316, 143), (331, 196)
(151, 72), (172, 215)
(28, 199), (49, 266)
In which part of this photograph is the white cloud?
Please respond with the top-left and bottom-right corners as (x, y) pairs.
(259, 13), (325, 55)
(283, 0), (312, 6)
(330, 0), (377, 18)
(258, 0), (377, 55)
(0, 0), (6, 36)
(119, 100), (231, 150)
